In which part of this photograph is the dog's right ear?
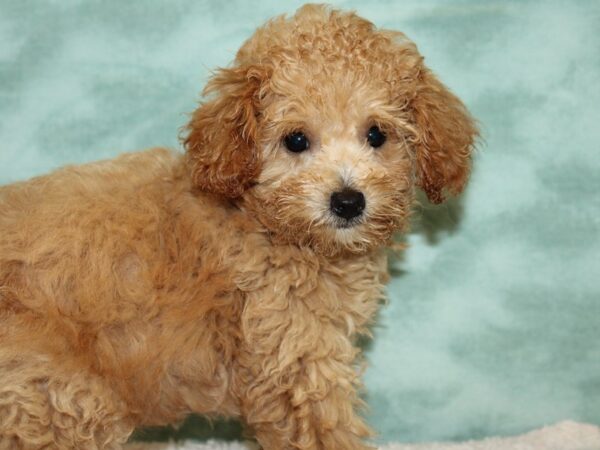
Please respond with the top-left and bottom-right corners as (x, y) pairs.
(183, 65), (269, 198)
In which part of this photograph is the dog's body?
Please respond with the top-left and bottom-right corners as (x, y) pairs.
(0, 149), (385, 448)
(0, 5), (477, 450)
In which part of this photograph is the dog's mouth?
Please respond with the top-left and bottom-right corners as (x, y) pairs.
(332, 216), (363, 229)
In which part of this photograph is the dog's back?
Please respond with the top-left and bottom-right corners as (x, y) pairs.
(0, 148), (184, 322)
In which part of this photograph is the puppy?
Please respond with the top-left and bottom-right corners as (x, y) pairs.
(0, 4), (477, 450)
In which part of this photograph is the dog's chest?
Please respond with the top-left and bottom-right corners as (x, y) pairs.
(232, 237), (389, 338)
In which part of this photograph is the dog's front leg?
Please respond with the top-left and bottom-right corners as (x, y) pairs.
(244, 373), (375, 450)
(235, 285), (375, 450)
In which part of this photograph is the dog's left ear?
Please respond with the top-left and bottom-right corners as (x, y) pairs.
(410, 67), (478, 204)
(183, 65), (269, 198)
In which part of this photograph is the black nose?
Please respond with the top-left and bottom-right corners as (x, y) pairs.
(330, 189), (366, 220)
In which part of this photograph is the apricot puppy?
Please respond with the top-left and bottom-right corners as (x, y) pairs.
(0, 4), (477, 450)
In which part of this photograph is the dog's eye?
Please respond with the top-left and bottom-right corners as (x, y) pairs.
(284, 132), (310, 153)
(366, 125), (386, 148)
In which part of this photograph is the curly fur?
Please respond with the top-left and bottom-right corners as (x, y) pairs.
(0, 4), (477, 449)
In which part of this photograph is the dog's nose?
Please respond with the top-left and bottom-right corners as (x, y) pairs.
(330, 189), (366, 220)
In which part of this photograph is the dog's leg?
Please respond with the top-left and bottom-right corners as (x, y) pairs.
(236, 288), (376, 450)
(0, 352), (133, 450)
(244, 374), (376, 450)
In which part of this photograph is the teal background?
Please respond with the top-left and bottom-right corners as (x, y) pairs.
(1, 0), (599, 444)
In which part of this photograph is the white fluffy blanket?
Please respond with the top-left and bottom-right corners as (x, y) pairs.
(126, 421), (600, 450)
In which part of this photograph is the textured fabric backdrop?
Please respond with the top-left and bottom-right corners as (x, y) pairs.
(1, 0), (598, 445)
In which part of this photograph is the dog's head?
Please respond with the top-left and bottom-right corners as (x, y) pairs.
(183, 4), (478, 255)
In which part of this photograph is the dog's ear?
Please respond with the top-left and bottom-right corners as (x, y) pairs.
(410, 67), (478, 204)
(183, 65), (268, 198)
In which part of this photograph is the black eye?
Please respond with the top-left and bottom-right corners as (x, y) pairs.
(284, 131), (310, 153)
(366, 125), (386, 148)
